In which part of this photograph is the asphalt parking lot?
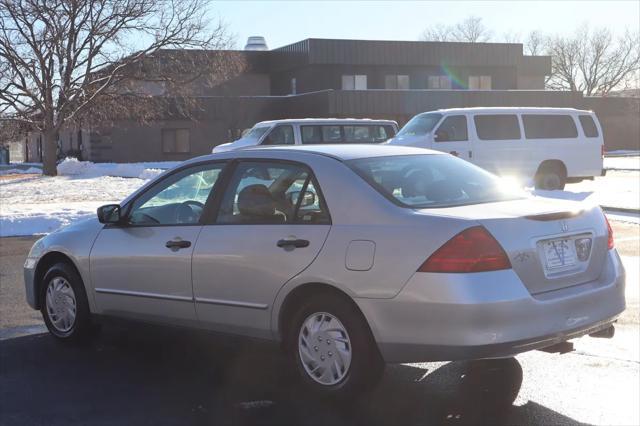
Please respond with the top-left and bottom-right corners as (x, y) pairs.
(1, 221), (638, 426)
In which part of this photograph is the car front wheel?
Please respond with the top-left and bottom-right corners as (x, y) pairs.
(287, 293), (384, 398)
(40, 262), (92, 341)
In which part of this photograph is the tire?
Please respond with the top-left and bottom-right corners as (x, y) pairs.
(40, 262), (92, 342)
(535, 168), (566, 190)
(286, 292), (384, 398)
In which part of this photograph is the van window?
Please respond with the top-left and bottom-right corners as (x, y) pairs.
(522, 115), (578, 139)
(434, 116), (468, 142)
(262, 125), (294, 145)
(474, 115), (521, 140)
(322, 126), (342, 142)
(301, 126), (322, 144)
(398, 113), (443, 137)
(579, 115), (599, 138)
(343, 125), (393, 143)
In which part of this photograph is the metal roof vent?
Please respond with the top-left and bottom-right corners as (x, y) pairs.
(244, 36), (268, 51)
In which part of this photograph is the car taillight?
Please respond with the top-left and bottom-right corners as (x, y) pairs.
(418, 226), (511, 273)
(605, 215), (614, 249)
(601, 145), (605, 158)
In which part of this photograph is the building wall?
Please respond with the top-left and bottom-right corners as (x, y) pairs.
(271, 64), (523, 95)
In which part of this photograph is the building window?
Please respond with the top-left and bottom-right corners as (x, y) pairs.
(469, 76), (492, 90)
(427, 76), (452, 90)
(342, 74), (367, 90)
(385, 75), (410, 90)
(162, 129), (190, 153)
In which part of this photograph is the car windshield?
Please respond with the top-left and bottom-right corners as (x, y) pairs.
(348, 154), (524, 208)
(397, 113), (442, 137)
(243, 126), (271, 140)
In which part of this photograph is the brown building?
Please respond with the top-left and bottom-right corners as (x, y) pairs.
(21, 38), (639, 163)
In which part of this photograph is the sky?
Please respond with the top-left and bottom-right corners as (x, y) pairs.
(212, 0), (640, 49)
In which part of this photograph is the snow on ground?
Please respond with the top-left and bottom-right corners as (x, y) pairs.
(604, 155), (640, 171)
(0, 167), (42, 175)
(0, 175), (147, 237)
(0, 158), (179, 237)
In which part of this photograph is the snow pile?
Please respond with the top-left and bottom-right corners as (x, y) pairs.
(56, 157), (177, 179)
(0, 174), (149, 237)
(0, 167), (42, 176)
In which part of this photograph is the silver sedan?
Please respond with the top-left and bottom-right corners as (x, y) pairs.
(24, 145), (625, 397)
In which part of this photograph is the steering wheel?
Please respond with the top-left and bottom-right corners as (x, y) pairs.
(175, 200), (205, 224)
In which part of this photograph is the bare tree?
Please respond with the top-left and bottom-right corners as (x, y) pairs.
(452, 16), (492, 43)
(0, 0), (238, 175)
(546, 25), (640, 95)
(420, 15), (492, 43)
(419, 23), (451, 42)
(524, 30), (546, 56)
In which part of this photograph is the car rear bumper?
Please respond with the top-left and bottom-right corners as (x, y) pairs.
(356, 250), (626, 363)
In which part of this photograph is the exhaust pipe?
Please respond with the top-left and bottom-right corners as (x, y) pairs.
(589, 325), (615, 339)
(539, 341), (574, 354)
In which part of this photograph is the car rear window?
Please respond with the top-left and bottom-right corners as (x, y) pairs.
(348, 154), (523, 208)
(474, 115), (521, 140)
(579, 115), (599, 137)
(522, 114), (578, 139)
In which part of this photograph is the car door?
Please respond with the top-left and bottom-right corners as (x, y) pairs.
(90, 161), (227, 324)
(192, 160), (331, 338)
(432, 115), (472, 162)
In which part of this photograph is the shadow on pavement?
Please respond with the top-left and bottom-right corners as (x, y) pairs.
(0, 324), (590, 426)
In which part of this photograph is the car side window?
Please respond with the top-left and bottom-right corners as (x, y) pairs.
(216, 161), (330, 225)
(262, 125), (295, 145)
(434, 116), (468, 142)
(127, 163), (224, 226)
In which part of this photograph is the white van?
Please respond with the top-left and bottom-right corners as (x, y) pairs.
(388, 108), (605, 190)
(213, 118), (398, 153)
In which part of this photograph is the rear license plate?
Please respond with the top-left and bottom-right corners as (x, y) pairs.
(543, 238), (577, 270)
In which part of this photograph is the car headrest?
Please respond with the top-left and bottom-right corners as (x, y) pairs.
(237, 184), (276, 218)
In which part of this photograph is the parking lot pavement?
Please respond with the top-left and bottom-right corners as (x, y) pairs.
(1, 221), (638, 426)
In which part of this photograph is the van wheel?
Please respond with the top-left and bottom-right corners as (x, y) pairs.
(40, 262), (92, 342)
(286, 293), (384, 398)
(535, 163), (566, 190)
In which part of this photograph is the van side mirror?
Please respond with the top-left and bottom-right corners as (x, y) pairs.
(97, 204), (122, 224)
(434, 129), (449, 142)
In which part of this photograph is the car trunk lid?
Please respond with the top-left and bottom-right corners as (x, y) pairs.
(417, 198), (609, 294)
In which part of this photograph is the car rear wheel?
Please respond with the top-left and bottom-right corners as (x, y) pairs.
(40, 262), (92, 341)
(287, 293), (384, 398)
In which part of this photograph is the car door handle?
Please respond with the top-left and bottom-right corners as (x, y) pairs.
(165, 239), (191, 249)
(277, 238), (310, 248)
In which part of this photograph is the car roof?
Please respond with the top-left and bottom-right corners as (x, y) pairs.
(419, 107), (594, 115)
(197, 144), (442, 163)
(253, 118), (398, 126)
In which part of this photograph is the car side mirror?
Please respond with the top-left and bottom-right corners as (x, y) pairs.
(97, 204), (122, 224)
(288, 190), (316, 207)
